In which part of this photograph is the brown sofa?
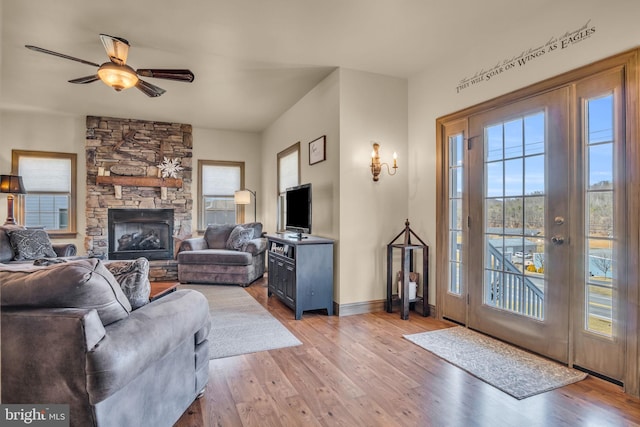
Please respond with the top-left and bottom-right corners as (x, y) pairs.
(177, 222), (267, 286)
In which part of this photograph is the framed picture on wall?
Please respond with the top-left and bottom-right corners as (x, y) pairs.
(309, 135), (326, 165)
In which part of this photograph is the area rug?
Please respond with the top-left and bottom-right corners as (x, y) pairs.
(404, 326), (587, 399)
(181, 284), (302, 359)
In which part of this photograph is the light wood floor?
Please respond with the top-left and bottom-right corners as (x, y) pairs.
(175, 277), (640, 427)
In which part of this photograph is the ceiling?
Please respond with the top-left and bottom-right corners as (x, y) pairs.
(1, 0), (554, 132)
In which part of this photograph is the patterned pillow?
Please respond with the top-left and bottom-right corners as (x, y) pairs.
(104, 258), (151, 310)
(7, 229), (57, 260)
(225, 225), (254, 251)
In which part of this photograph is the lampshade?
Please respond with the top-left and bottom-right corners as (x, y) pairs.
(97, 62), (139, 91)
(0, 175), (26, 194)
(234, 190), (251, 205)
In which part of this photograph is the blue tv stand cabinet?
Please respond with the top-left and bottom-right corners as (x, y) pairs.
(266, 234), (334, 320)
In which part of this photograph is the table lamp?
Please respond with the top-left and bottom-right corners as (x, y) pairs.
(1, 175), (26, 225)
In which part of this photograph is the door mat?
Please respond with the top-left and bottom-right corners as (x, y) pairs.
(404, 326), (587, 399)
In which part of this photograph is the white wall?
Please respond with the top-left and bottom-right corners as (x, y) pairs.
(191, 127), (262, 231)
(262, 68), (408, 307)
(261, 69), (341, 298)
(261, 69), (340, 241)
(339, 69), (408, 305)
(408, 0), (640, 305)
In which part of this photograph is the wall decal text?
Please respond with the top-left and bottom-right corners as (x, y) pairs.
(456, 20), (596, 94)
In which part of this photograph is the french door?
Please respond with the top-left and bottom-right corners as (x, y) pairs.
(438, 62), (632, 384)
(467, 88), (572, 363)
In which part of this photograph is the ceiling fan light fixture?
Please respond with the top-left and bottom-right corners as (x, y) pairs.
(97, 62), (138, 91)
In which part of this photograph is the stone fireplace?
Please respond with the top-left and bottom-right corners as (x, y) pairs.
(108, 209), (174, 260)
(85, 116), (193, 280)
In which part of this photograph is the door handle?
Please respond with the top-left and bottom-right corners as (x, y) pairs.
(551, 235), (565, 245)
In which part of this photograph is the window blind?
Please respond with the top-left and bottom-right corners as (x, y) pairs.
(279, 151), (298, 193)
(202, 164), (241, 195)
(19, 157), (71, 192)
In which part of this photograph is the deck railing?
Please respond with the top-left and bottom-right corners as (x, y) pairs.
(486, 244), (544, 319)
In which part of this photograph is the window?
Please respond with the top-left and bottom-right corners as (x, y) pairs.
(448, 132), (464, 296)
(12, 150), (77, 237)
(584, 93), (615, 336)
(277, 143), (300, 231)
(198, 160), (244, 229)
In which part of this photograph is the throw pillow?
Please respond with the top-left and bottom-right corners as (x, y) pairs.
(7, 229), (57, 260)
(225, 225), (254, 251)
(104, 258), (151, 310)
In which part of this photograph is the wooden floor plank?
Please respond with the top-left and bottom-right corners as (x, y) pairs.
(175, 278), (640, 427)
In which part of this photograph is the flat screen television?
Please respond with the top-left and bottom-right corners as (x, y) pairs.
(285, 183), (312, 237)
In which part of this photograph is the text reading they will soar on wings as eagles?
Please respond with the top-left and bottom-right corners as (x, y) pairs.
(456, 20), (596, 94)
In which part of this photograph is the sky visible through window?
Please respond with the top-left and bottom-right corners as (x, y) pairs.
(484, 97), (613, 197)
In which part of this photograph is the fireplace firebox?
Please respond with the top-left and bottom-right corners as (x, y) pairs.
(108, 209), (174, 260)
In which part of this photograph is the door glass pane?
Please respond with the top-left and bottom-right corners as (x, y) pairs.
(449, 230), (462, 294)
(450, 198), (462, 230)
(524, 112), (545, 155)
(525, 155), (545, 195)
(584, 94), (615, 337)
(484, 113), (545, 320)
(504, 119), (523, 159)
(450, 168), (462, 198)
(588, 144), (613, 188)
(486, 161), (503, 197)
(504, 197), (523, 235)
(448, 133), (464, 295)
(588, 96), (614, 143)
(524, 196), (545, 232)
(485, 234), (504, 271)
(504, 158), (523, 197)
(587, 192), (613, 237)
(486, 198), (504, 234)
(486, 124), (503, 161)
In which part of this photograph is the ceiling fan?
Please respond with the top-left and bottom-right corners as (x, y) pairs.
(25, 34), (195, 97)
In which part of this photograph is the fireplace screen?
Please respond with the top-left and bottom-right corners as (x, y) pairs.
(108, 209), (174, 260)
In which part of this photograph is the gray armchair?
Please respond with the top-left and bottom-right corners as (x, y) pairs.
(1, 258), (210, 427)
(177, 222), (267, 286)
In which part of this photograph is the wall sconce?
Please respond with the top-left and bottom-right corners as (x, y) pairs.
(370, 142), (397, 181)
(0, 175), (26, 225)
(234, 188), (257, 222)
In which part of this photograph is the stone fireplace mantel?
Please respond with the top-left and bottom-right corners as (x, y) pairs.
(96, 175), (184, 199)
(96, 175), (183, 188)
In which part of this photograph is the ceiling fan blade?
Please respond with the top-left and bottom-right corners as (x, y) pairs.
(135, 79), (166, 97)
(136, 69), (195, 82)
(25, 45), (100, 67)
(68, 75), (100, 84)
(99, 34), (130, 65)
